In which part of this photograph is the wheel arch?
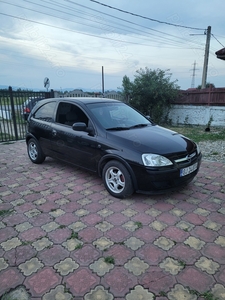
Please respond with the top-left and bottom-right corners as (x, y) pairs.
(97, 154), (138, 191)
(26, 133), (38, 145)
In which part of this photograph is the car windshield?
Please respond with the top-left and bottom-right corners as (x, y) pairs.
(87, 102), (152, 130)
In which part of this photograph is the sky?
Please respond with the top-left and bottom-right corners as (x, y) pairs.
(0, 0), (225, 92)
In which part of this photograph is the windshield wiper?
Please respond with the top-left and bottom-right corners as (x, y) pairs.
(128, 124), (149, 129)
(106, 126), (130, 131)
(106, 124), (149, 131)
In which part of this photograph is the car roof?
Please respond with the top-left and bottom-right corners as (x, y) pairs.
(41, 97), (121, 105)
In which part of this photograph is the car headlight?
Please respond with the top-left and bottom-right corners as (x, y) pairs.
(196, 144), (201, 155)
(142, 154), (173, 167)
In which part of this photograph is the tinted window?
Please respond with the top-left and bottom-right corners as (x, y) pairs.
(33, 101), (56, 122)
(87, 102), (151, 129)
(56, 102), (88, 126)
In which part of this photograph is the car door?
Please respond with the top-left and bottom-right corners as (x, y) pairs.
(29, 101), (56, 157)
(50, 102), (100, 171)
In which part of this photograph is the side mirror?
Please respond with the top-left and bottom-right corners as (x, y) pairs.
(72, 122), (87, 131)
(72, 122), (95, 136)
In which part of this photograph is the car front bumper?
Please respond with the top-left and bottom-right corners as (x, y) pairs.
(132, 153), (202, 194)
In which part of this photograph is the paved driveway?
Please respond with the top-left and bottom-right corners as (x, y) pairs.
(0, 141), (225, 299)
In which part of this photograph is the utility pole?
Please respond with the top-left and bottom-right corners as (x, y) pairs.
(191, 61), (198, 88)
(201, 26), (211, 89)
(102, 66), (105, 96)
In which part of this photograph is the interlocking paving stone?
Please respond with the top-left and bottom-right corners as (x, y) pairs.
(38, 245), (69, 266)
(124, 257), (149, 276)
(4, 245), (37, 266)
(3, 213), (27, 226)
(54, 257), (79, 276)
(64, 268), (100, 296)
(0, 227), (17, 243)
(43, 285), (73, 300)
(134, 226), (160, 242)
(0, 268), (24, 295)
(48, 227), (71, 243)
(168, 244), (201, 264)
(163, 226), (189, 242)
(137, 244), (166, 265)
(168, 284), (198, 300)
(1, 237), (22, 251)
(19, 227), (46, 242)
(0, 258), (8, 271)
(124, 236), (144, 250)
(140, 266), (176, 294)
(19, 257), (44, 276)
(79, 226), (102, 242)
(90, 257), (114, 276)
(177, 267), (215, 293)
(63, 237), (83, 251)
(126, 285), (154, 300)
(202, 244), (225, 264)
(84, 285), (113, 300)
(0, 142), (225, 299)
(71, 244), (100, 266)
(103, 244), (134, 265)
(24, 267), (61, 297)
(102, 267), (138, 297)
(106, 227), (131, 243)
(159, 257), (184, 275)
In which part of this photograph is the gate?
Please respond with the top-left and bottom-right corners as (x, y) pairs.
(0, 86), (54, 142)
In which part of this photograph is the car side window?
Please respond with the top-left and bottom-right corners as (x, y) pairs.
(33, 101), (56, 122)
(56, 102), (88, 127)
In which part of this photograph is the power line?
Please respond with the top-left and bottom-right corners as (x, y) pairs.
(1, 0), (206, 50)
(211, 34), (225, 48)
(19, 0), (193, 47)
(0, 12), (157, 47)
(44, 0), (204, 47)
(90, 0), (205, 31)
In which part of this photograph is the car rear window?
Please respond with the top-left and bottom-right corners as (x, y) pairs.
(33, 101), (56, 122)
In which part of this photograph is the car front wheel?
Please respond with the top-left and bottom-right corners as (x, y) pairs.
(102, 160), (134, 199)
(27, 138), (45, 164)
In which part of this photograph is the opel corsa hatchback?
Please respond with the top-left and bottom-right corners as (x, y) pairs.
(26, 97), (202, 198)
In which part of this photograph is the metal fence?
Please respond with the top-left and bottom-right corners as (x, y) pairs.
(0, 86), (54, 142)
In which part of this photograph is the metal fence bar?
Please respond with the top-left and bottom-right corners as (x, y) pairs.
(9, 86), (19, 140)
(0, 87), (54, 143)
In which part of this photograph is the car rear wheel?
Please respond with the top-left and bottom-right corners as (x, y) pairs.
(103, 160), (134, 199)
(27, 138), (45, 164)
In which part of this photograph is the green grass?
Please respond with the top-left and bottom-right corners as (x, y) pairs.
(104, 256), (115, 264)
(165, 125), (225, 143)
(0, 209), (13, 217)
(134, 221), (143, 229)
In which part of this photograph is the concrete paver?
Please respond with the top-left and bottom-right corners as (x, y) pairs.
(0, 140), (225, 299)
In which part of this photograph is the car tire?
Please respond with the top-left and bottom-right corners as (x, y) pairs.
(102, 160), (134, 199)
(27, 138), (45, 164)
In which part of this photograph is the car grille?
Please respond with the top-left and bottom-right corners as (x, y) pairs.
(173, 151), (197, 165)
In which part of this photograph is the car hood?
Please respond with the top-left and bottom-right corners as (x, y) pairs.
(106, 125), (196, 155)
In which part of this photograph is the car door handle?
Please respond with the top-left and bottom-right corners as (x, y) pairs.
(52, 129), (57, 136)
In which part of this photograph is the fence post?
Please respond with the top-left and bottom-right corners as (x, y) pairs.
(208, 85), (212, 106)
(9, 86), (19, 140)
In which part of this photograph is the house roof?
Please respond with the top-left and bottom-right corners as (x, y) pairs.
(215, 47), (225, 60)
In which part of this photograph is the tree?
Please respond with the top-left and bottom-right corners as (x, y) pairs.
(121, 75), (132, 103)
(197, 82), (215, 89)
(121, 67), (180, 123)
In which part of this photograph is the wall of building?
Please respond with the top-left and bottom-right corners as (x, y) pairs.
(168, 105), (225, 127)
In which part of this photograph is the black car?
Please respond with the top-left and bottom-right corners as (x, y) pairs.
(22, 97), (44, 120)
(26, 97), (202, 198)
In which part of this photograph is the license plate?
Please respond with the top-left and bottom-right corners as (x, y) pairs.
(180, 163), (198, 177)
